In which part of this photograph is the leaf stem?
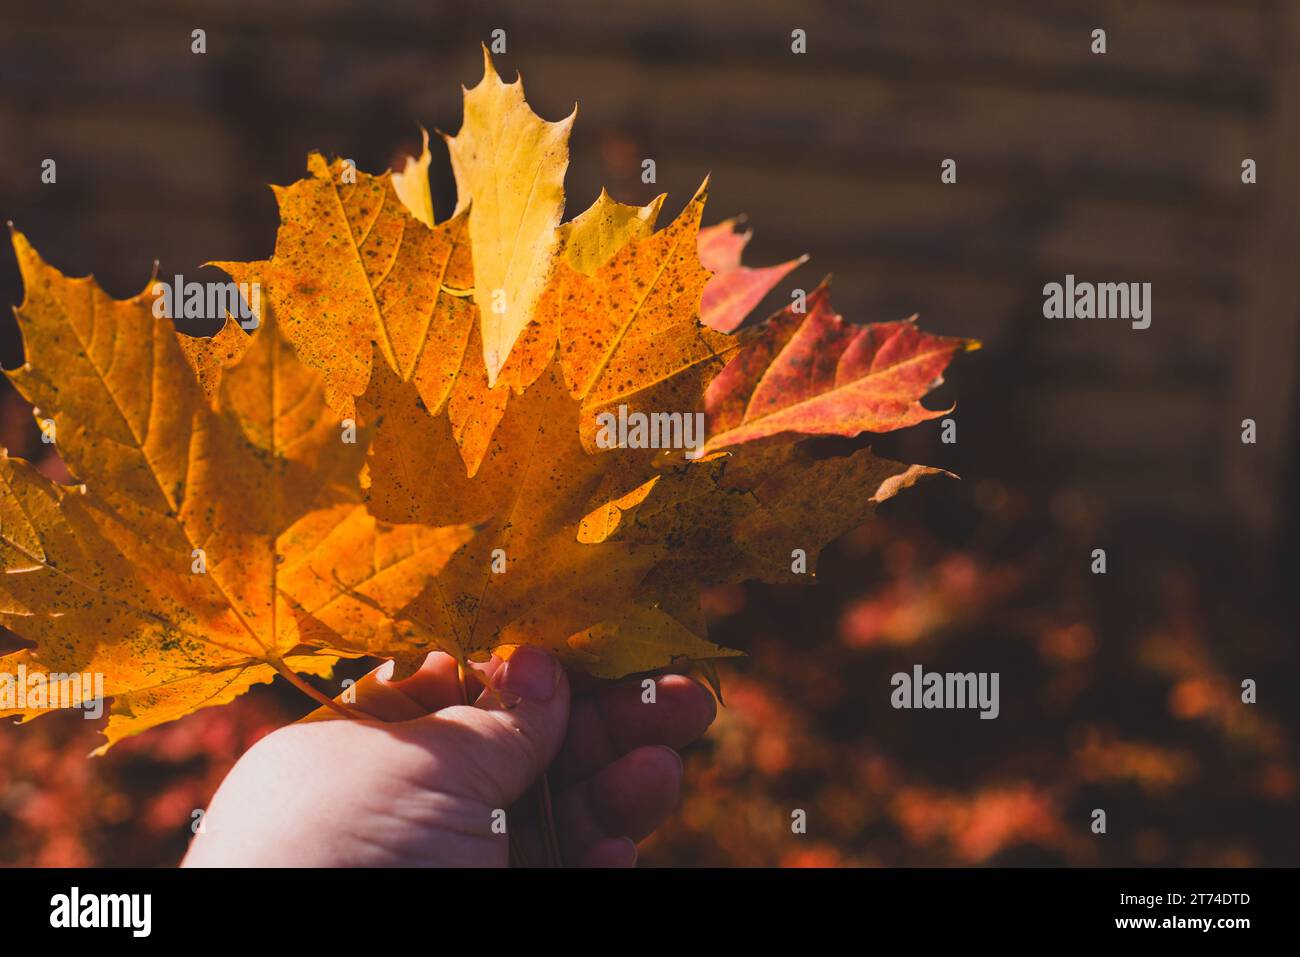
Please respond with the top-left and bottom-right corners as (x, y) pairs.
(270, 656), (367, 720)
(509, 829), (530, 867)
(456, 660), (470, 706)
(539, 772), (562, 866)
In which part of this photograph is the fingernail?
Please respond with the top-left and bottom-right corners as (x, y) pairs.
(659, 745), (684, 781)
(494, 647), (560, 702)
(615, 836), (638, 867)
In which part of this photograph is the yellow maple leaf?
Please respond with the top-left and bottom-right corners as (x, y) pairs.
(391, 127), (436, 229)
(549, 182), (740, 451)
(445, 46), (573, 387)
(361, 350), (741, 677)
(214, 152), (474, 421)
(558, 189), (666, 276)
(0, 232), (474, 749)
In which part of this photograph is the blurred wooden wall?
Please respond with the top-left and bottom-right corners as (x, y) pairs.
(1, 0), (1296, 572)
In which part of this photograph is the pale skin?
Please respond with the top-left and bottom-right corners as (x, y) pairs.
(182, 646), (717, 867)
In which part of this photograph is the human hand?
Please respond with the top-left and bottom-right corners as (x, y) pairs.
(181, 647), (717, 867)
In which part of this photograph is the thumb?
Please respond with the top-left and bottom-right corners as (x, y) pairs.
(421, 646), (570, 807)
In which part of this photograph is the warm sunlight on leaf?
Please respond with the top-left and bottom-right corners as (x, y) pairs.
(1, 233), (473, 749)
(2, 48), (971, 745)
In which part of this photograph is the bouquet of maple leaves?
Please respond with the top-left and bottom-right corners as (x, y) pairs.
(1, 50), (973, 753)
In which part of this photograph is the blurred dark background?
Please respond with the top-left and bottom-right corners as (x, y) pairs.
(1, 0), (1296, 866)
